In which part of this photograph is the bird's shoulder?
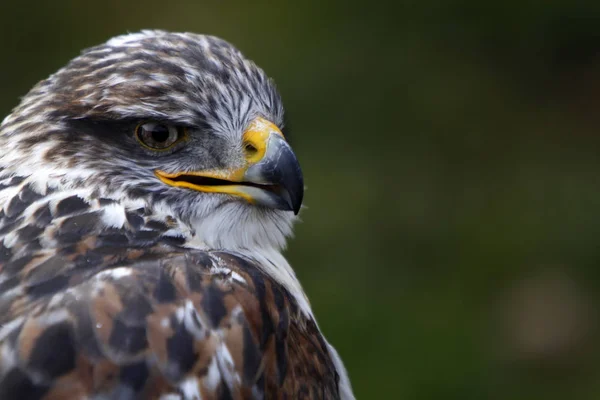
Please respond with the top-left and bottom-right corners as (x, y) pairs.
(0, 177), (340, 399)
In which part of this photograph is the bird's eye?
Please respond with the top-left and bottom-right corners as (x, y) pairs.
(135, 122), (183, 150)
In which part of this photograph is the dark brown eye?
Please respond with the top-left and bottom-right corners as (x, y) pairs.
(135, 122), (182, 150)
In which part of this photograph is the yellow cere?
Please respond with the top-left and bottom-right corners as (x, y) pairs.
(242, 117), (284, 164)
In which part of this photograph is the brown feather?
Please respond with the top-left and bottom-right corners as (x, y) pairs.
(0, 186), (340, 399)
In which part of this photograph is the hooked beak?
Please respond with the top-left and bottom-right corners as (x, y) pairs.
(155, 117), (304, 214)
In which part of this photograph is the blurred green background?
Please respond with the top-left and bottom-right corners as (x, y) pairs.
(3, 1), (600, 398)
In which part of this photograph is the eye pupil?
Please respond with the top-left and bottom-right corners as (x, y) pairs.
(151, 127), (170, 142)
(136, 122), (183, 150)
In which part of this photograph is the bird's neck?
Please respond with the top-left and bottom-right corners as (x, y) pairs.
(181, 214), (313, 317)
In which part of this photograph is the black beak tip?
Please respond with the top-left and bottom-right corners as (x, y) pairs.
(281, 175), (303, 215)
(292, 193), (303, 215)
(276, 145), (304, 215)
(291, 170), (304, 215)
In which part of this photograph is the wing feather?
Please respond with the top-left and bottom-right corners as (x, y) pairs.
(0, 191), (339, 399)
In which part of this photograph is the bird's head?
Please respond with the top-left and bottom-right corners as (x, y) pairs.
(0, 30), (304, 250)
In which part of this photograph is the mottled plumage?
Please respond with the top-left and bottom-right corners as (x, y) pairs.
(0, 31), (353, 399)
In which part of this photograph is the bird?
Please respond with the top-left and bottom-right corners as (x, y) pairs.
(0, 30), (354, 399)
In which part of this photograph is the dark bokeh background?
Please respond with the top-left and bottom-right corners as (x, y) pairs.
(3, 1), (600, 398)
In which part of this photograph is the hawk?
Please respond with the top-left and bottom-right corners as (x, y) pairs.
(0, 31), (354, 399)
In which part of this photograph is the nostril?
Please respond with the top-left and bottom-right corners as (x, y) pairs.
(244, 143), (258, 156)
